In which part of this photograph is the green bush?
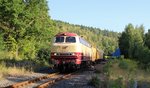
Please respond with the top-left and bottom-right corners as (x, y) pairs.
(103, 59), (115, 76)
(108, 77), (125, 88)
(89, 76), (100, 88)
(103, 64), (111, 77)
(118, 59), (138, 72)
(119, 60), (128, 70)
(37, 48), (51, 63)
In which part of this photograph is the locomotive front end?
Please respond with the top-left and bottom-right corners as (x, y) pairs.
(50, 33), (82, 71)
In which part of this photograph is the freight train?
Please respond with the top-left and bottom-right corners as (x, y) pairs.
(51, 32), (103, 72)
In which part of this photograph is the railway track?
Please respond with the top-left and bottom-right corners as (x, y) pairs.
(37, 73), (72, 88)
(3, 60), (107, 88)
(4, 72), (73, 88)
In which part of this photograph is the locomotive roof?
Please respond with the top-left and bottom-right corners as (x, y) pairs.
(55, 32), (78, 37)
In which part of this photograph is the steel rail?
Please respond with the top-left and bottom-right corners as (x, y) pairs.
(37, 73), (72, 88)
(5, 73), (59, 88)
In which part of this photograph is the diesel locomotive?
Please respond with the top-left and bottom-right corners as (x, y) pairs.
(51, 32), (103, 72)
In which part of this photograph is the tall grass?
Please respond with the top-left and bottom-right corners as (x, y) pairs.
(0, 49), (52, 80)
(92, 58), (150, 88)
(104, 59), (138, 81)
(0, 62), (32, 79)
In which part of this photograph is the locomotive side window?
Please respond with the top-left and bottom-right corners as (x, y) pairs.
(66, 37), (76, 43)
(79, 37), (91, 47)
(55, 37), (64, 43)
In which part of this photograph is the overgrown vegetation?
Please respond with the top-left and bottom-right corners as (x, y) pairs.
(89, 76), (101, 88)
(104, 59), (138, 80)
(92, 58), (150, 88)
(0, 61), (32, 79)
(103, 59), (150, 88)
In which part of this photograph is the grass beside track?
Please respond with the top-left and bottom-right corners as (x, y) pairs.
(0, 62), (32, 79)
(0, 58), (53, 80)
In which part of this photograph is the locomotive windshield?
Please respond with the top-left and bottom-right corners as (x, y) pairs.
(66, 37), (76, 43)
(55, 37), (64, 43)
(55, 36), (76, 43)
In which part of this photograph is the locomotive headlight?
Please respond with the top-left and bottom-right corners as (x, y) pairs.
(71, 53), (75, 56)
(54, 53), (57, 55)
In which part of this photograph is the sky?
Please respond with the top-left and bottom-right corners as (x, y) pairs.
(48, 0), (150, 32)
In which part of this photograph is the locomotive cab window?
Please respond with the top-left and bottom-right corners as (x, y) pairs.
(66, 37), (76, 43)
(55, 37), (64, 43)
(79, 37), (91, 47)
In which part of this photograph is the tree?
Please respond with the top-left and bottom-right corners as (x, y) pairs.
(119, 24), (134, 58)
(119, 24), (150, 69)
(0, 0), (54, 59)
(119, 24), (144, 58)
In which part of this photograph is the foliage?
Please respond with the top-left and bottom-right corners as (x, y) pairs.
(118, 59), (137, 70)
(119, 24), (150, 69)
(103, 61), (112, 76)
(37, 48), (50, 61)
(103, 59), (138, 81)
(89, 76), (101, 88)
(36, 48), (51, 66)
(118, 60), (128, 70)
(0, 0), (55, 60)
(0, 34), (4, 50)
(102, 58), (150, 87)
(119, 24), (144, 58)
(108, 77), (124, 88)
